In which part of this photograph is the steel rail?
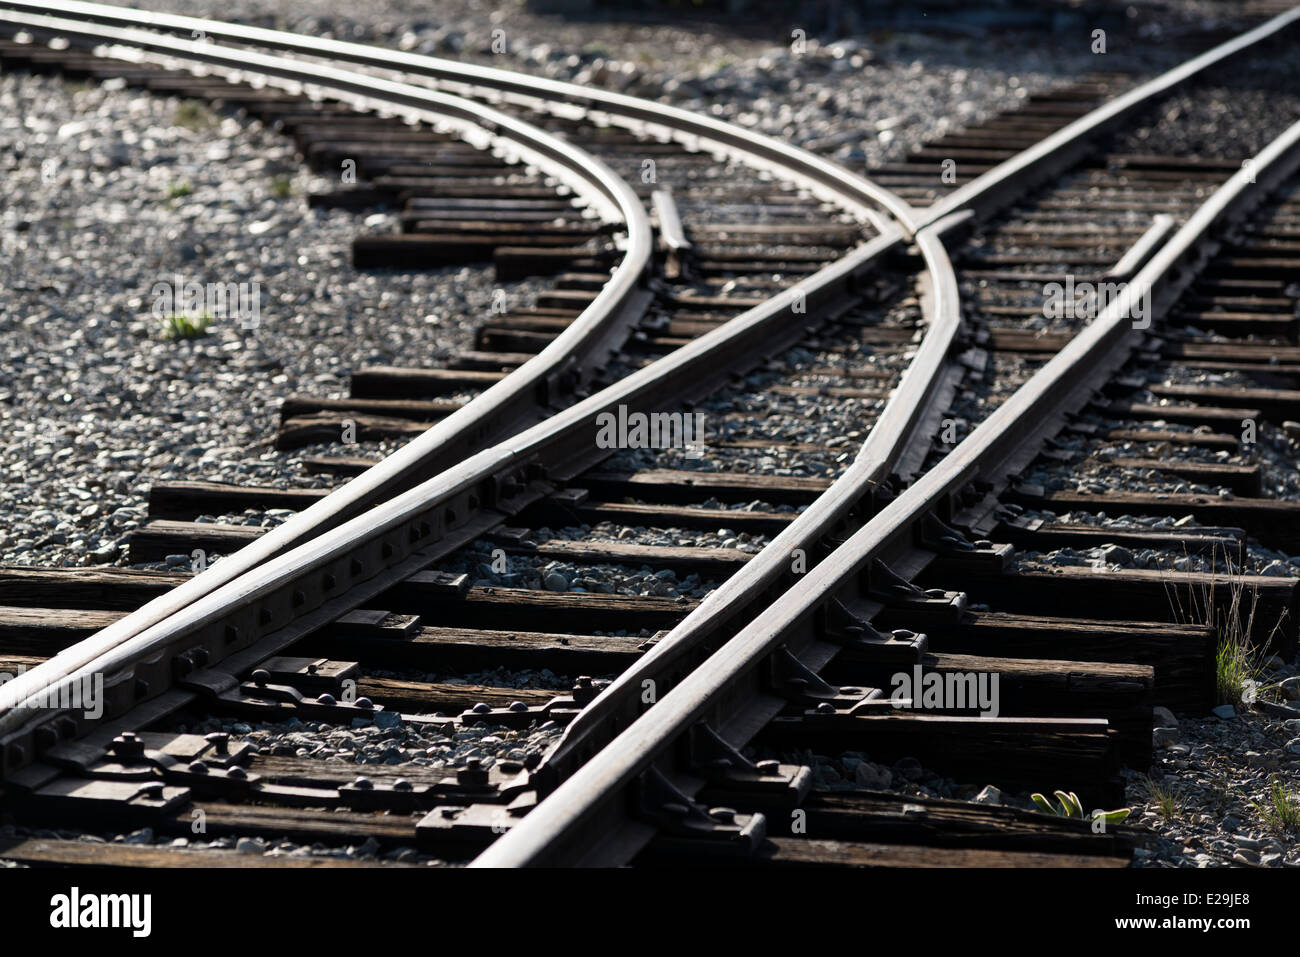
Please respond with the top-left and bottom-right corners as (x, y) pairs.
(7, 1), (1291, 810)
(915, 5), (1300, 229)
(0, 10), (657, 742)
(0, 4), (921, 714)
(9, 0), (1272, 683)
(0, 0), (920, 232)
(9, 1), (1290, 671)
(0, 222), (921, 768)
(62, 0), (1297, 865)
(0, 7), (931, 768)
(520, 215), (968, 793)
(476, 116), (1300, 867)
(11, 1), (1300, 235)
(490, 5), (1300, 806)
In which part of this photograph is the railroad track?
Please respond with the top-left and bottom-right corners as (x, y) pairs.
(0, 1), (1299, 871)
(479, 130), (1300, 868)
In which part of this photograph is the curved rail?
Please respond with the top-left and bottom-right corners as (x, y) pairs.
(6, 1), (1296, 796)
(0, 225), (910, 764)
(477, 114), (1300, 868)
(0, 10), (661, 739)
(0, 13), (933, 766)
(522, 215), (968, 791)
(0, 4), (924, 729)
(490, 3), (1300, 807)
(14, 0), (1300, 236)
(918, 5), (1300, 229)
(0, 0), (921, 232)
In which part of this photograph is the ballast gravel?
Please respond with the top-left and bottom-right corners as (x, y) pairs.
(0, 73), (548, 569)
(6, 0), (1222, 574)
(177, 712), (566, 772)
(8, 0), (1300, 871)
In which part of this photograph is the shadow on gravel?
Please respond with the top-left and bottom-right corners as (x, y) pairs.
(521, 0), (1258, 80)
